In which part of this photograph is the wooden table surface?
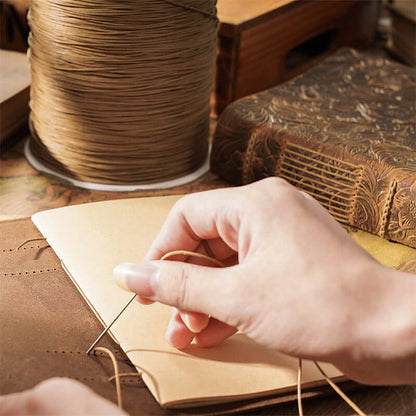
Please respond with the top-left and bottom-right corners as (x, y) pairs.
(0, 135), (228, 221)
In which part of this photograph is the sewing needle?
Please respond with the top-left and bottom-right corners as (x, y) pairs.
(86, 294), (137, 355)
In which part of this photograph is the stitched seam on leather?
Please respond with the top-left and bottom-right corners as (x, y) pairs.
(349, 165), (365, 226)
(278, 142), (360, 224)
(43, 350), (144, 386)
(2, 268), (57, 277)
(1, 245), (43, 253)
(242, 132), (257, 184)
(275, 136), (287, 176)
(378, 179), (397, 238)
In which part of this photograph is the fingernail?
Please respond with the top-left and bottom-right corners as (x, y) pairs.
(181, 312), (202, 334)
(113, 262), (158, 299)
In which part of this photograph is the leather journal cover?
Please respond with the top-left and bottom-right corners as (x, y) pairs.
(211, 48), (416, 248)
(0, 216), (353, 416)
(30, 196), (343, 408)
(1, 196), (415, 414)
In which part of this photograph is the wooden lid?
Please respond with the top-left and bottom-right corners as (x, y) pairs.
(0, 50), (30, 103)
(217, 0), (296, 25)
(387, 0), (416, 23)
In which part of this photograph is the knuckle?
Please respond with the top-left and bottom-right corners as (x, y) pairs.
(245, 177), (293, 208)
(167, 197), (187, 224)
(248, 177), (291, 201)
(173, 265), (189, 308)
(171, 193), (193, 215)
(260, 177), (299, 201)
(258, 176), (289, 190)
(160, 263), (191, 309)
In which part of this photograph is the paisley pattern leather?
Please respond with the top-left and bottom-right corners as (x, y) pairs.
(211, 49), (416, 248)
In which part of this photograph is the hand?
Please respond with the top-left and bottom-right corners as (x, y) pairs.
(113, 178), (416, 385)
(0, 378), (127, 415)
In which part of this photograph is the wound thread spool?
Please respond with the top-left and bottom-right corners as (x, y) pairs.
(26, 0), (217, 189)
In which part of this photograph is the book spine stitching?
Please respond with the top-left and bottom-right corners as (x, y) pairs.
(242, 132), (258, 184)
(378, 179), (398, 238)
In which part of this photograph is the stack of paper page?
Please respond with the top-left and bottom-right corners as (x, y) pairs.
(33, 195), (349, 408)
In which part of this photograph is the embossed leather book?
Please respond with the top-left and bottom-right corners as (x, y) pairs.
(211, 49), (416, 248)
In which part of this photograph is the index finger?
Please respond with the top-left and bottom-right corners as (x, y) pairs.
(144, 187), (240, 262)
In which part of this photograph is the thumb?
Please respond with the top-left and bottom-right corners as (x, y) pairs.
(113, 260), (237, 320)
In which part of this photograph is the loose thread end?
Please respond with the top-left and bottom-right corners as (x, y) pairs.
(16, 237), (47, 251)
(93, 347), (123, 408)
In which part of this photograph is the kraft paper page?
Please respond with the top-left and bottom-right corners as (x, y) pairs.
(32, 195), (343, 407)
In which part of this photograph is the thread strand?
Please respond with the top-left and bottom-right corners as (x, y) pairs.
(16, 237), (47, 251)
(89, 250), (367, 415)
(94, 347), (123, 409)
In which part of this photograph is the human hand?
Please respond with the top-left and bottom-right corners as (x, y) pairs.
(113, 178), (416, 385)
(0, 378), (127, 416)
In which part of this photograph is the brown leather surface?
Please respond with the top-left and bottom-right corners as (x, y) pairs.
(1, 218), (414, 415)
(211, 48), (416, 248)
(0, 218), (167, 416)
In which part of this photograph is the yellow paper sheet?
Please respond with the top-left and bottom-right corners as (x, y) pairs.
(32, 195), (344, 407)
(348, 228), (416, 273)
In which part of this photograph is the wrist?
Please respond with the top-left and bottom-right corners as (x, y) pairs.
(337, 262), (416, 384)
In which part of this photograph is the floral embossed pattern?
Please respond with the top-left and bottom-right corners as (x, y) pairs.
(212, 48), (416, 248)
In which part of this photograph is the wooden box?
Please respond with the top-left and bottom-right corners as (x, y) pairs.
(0, 50), (30, 145)
(215, 0), (379, 114)
(0, 1), (29, 52)
(386, 0), (416, 66)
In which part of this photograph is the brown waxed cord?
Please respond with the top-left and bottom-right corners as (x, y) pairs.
(28, 0), (217, 185)
(16, 237), (47, 251)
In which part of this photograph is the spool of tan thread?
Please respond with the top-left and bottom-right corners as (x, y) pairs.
(25, 0), (217, 190)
